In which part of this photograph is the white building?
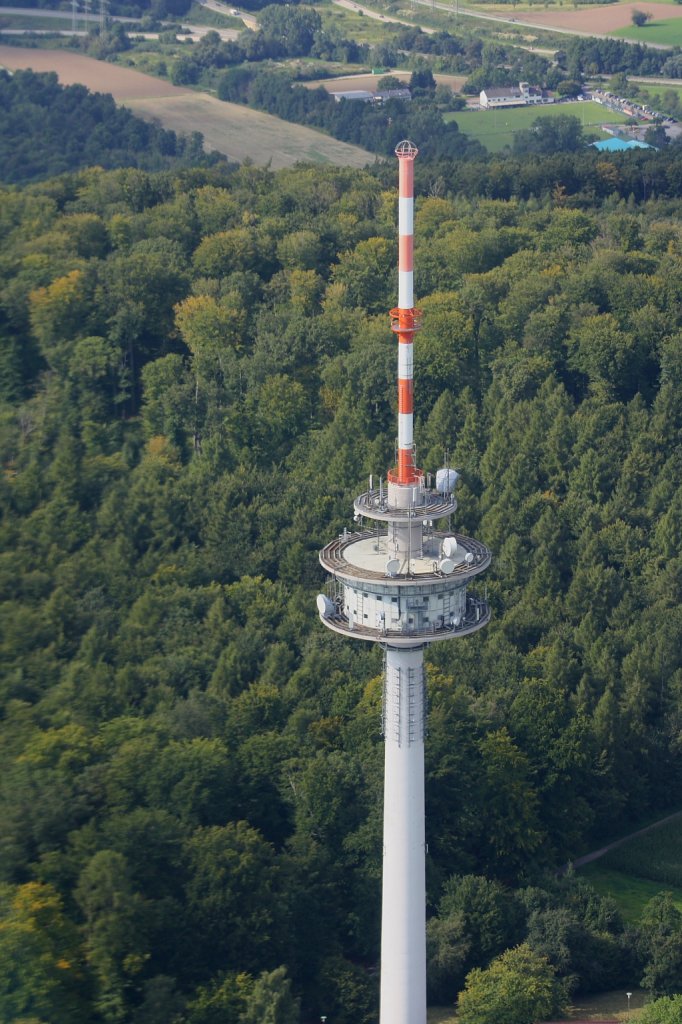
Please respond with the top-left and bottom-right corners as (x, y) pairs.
(480, 81), (544, 109)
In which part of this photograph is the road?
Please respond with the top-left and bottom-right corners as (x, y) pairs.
(0, 5), (241, 40)
(333, 0), (435, 33)
(195, 0), (256, 30)
(0, 5), (136, 22)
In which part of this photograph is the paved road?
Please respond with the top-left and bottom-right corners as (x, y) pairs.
(332, 0), (435, 32)
(0, 6), (241, 40)
(0, 5), (136, 21)
(196, 0), (256, 30)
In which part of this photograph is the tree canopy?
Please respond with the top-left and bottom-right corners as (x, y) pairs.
(3, 118), (682, 1021)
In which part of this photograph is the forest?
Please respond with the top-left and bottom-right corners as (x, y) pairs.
(0, 71), (216, 185)
(3, 67), (682, 1023)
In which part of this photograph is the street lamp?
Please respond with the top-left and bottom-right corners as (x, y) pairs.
(627, 992), (632, 1013)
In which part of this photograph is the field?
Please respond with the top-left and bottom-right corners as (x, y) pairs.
(181, 2), (242, 27)
(591, 814), (682, 888)
(613, 17), (682, 45)
(631, 81), (682, 116)
(301, 70), (467, 92)
(500, 0), (682, 33)
(0, 45), (185, 97)
(445, 100), (629, 152)
(635, 81), (682, 102)
(577, 815), (682, 923)
(318, 2), (409, 44)
(0, 12), (87, 29)
(581, 865), (682, 923)
(0, 45), (376, 168)
(125, 92), (376, 166)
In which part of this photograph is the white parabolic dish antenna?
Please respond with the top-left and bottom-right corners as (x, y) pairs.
(442, 536), (458, 558)
(316, 594), (335, 617)
(439, 558), (455, 575)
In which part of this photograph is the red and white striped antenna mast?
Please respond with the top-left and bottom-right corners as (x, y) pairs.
(390, 140), (422, 488)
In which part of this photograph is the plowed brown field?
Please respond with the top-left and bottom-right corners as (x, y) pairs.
(302, 71), (467, 92)
(0, 45), (183, 97)
(511, 1), (682, 32)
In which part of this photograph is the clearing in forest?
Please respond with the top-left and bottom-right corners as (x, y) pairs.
(578, 813), (682, 922)
(0, 46), (376, 168)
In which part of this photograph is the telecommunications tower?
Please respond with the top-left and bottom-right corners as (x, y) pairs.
(317, 141), (491, 1024)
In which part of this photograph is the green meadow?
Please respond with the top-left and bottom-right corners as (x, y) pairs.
(613, 18), (682, 46)
(445, 100), (629, 152)
(581, 864), (682, 924)
(579, 815), (682, 924)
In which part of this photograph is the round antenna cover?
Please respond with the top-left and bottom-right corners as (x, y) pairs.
(386, 559), (400, 577)
(436, 468), (459, 493)
(316, 594), (335, 617)
(439, 558), (455, 575)
(442, 536), (458, 558)
(465, 552), (475, 564)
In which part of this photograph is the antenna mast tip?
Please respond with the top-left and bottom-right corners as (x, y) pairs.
(395, 140), (418, 160)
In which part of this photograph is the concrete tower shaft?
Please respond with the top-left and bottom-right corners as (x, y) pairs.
(317, 141), (491, 1024)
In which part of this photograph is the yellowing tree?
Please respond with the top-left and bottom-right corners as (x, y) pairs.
(0, 882), (87, 1024)
(29, 269), (90, 372)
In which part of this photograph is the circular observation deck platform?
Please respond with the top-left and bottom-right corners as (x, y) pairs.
(354, 488), (457, 523)
(318, 595), (490, 648)
(319, 530), (491, 588)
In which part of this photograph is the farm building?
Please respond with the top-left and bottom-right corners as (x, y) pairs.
(330, 87), (411, 104)
(480, 82), (544, 109)
(331, 89), (374, 103)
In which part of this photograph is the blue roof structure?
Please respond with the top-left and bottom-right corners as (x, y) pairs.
(592, 137), (654, 151)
